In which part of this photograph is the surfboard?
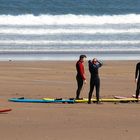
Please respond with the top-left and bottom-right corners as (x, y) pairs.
(132, 94), (140, 98)
(9, 98), (74, 103)
(43, 97), (140, 103)
(43, 98), (74, 103)
(114, 95), (140, 100)
(114, 96), (128, 99)
(114, 95), (140, 99)
(75, 98), (140, 103)
(0, 108), (12, 113)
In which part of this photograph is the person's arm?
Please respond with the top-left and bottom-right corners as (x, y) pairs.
(135, 63), (138, 81)
(88, 60), (94, 72)
(88, 60), (92, 67)
(79, 62), (86, 80)
(97, 60), (103, 67)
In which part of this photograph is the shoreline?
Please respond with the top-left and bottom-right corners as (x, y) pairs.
(0, 51), (140, 61)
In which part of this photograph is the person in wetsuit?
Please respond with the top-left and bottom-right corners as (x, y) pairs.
(76, 55), (87, 99)
(135, 62), (140, 99)
(88, 58), (103, 104)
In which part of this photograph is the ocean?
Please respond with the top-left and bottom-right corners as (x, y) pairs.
(0, 0), (140, 60)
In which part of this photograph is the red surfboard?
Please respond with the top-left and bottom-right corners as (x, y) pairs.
(0, 109), (12, 113)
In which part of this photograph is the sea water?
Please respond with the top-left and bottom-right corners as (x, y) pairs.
(0, 0), (140, 60)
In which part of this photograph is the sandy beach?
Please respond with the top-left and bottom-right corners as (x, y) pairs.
(0, 60), (140, 140)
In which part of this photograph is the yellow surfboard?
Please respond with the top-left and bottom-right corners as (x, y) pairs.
(43, 98), (140, 103)
(75, 98), (140, 103)
(43, 98), (54, 101)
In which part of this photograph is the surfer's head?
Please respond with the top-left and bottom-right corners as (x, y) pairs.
(92, 58), (97, 64)
(79, 55), (87, 62)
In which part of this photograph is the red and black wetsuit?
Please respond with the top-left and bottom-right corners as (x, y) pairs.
(76, 60), (86, 99)
(135, 62), (140, 99)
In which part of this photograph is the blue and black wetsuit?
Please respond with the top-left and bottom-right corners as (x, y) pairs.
(135, 62), (140, 99)
(88, 60), (103, 104)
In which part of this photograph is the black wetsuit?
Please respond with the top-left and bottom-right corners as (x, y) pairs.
(135, 62), (140, 99)
(88, 60), (103, 103)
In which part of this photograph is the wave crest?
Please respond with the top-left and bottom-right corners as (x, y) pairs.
(0, 14), (140, 25)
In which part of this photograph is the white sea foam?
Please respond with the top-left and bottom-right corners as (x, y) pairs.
(0, 40), (140, 45)
(0, 14), (140, 25)
(1, 28), (140, 35)
(0, 14), (139, 60)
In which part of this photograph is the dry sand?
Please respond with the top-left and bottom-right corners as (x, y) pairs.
(0, 60), (140, 140)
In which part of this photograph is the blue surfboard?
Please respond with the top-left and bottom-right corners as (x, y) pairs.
(9, 98), (74, 103)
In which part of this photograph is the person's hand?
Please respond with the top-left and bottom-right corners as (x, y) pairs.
(84, 80), (87, 84)
(135, 79), (137, 83)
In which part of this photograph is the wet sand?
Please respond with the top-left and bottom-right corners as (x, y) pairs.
(0, 60), (140, 140)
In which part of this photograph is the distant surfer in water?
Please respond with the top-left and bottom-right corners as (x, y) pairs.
(135, 62), (140, 101)
(88, 58), (103, 104)
(76, 55), (87, 99)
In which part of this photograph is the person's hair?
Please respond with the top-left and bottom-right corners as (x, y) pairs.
(93, 58), (97, 62)
(79, 55), (87, 60)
